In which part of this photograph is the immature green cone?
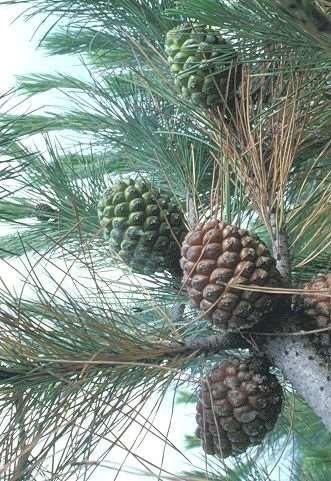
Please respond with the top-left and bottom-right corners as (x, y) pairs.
(97, 179), (186, 274)
(303, 273), (331, 358)
(180, 219), (283, 330)
(195, 357), (282, 458)
(165, 23), (239, 108)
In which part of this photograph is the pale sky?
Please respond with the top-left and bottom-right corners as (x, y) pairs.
(0, 5), (84, 97)
(0, 6), (201, 481)
(0, 5), (291, 481)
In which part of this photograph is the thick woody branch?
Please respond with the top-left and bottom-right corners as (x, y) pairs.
(267, 212), (331, 432)
(263, 333), (331, 433)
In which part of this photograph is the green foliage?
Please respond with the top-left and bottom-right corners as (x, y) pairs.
(0, 0), (331, 480)
(277, 392), (331, 480)
(0, 140), (106, 259)
(170, 0), (331, 60)
(0, 252), (212, 480)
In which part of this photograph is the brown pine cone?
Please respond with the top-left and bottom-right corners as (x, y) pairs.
(303, 273), (331, 358)
(195, 357), (283, 458)
(180, 219), (283, 330)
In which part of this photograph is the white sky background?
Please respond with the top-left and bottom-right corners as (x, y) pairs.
(0, 5), (292, 481)
(0, 5), (86, 101)
(0, 5), (202, 481)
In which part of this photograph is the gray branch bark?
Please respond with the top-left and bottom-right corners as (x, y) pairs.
(264, 333), (331, 433)
(174, 332), (249, 353)
(267, 210), (331, 432)
(270, 212), (292, 285)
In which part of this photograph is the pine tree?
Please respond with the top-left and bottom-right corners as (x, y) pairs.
(0, 0), (331, 480)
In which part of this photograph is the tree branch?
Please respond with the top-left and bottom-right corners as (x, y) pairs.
(263, 333), (331, 433)
(186, 192), (198, 229)
(266, 212), (331, 431)
(270, 212), (292, 286)
(10, 390), (32, 481)
(173, 332), (249, 353)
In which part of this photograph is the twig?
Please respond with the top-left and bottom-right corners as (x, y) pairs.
(10, 390), (31, 481)
(178, 332), (248, 352)
(270, 212), (292, 286)
(186, 192), (198, 229)
(0, 332), (248, 385)
(171, 303), (185, 323)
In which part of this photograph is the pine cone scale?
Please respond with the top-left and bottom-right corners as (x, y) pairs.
(195, 358), (282, 458)
(181, 220), (283, 329)
(98, 179), (186, 274)
(303, 273), (331, 358)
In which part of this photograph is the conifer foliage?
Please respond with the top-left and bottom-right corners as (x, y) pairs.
(0, 0), (330, 480)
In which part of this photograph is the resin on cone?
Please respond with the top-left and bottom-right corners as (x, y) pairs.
(165, 23), (239, 108)
(303, 273), (331, 358)
(180, 219), (282, 329)
(98, 178), (186, 273)
(195, 357), (282, 458)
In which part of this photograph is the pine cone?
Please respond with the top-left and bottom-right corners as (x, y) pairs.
(98, 178), (186, 274)
(303, 273), (331, 358)
(165, 23), (239, 109)
(195, 357), (282, 458)
(180, 219), (283, 330)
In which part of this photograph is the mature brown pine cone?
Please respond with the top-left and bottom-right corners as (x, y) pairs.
(195, 357), (283, 458)
(303, 273), (331, 358)
(180, 219), (283, 330)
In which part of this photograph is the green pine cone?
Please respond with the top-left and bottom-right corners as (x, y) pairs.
(165, 23), (239, 109)
(98, 179), (186, 274)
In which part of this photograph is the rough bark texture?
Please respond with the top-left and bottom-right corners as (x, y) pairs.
(179, 332), (249, 352)
(270, 212), (292, 286)
(267, 213), (331, 431)
(264, 333), (331, 433)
